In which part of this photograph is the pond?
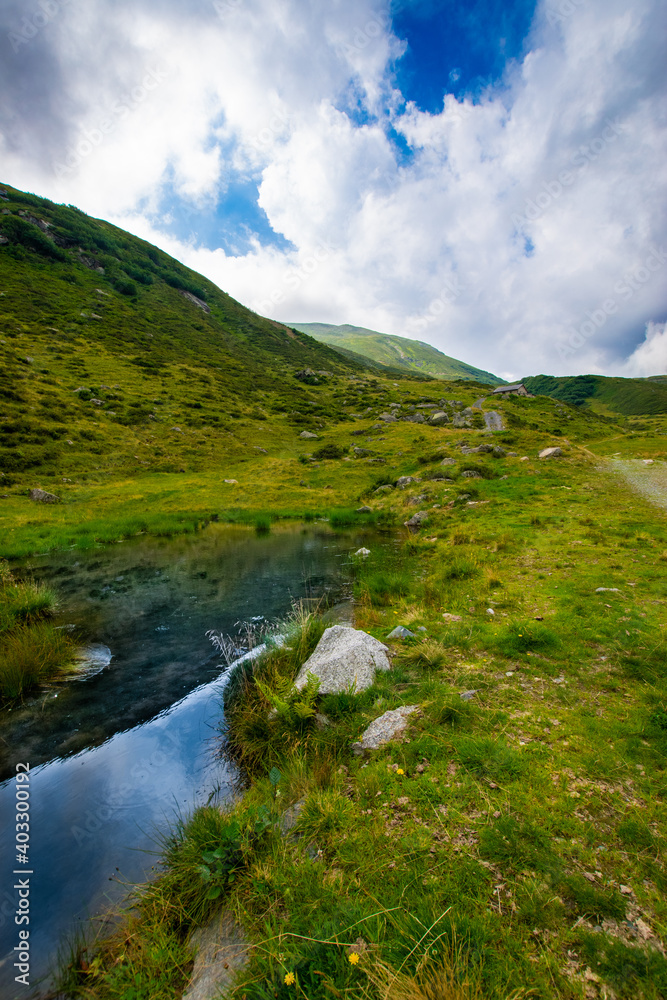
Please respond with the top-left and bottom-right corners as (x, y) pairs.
(0, 523), (373, 997)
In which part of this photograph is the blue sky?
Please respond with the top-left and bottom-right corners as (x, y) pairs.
(391, 0), (538, 110)
(1, 0), (666, 379)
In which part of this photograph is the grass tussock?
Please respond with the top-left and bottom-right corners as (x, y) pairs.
(0, 561), (74, 700)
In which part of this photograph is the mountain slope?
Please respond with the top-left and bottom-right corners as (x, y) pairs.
(290, 322), (505, 385)
(523, 374), (667, 416)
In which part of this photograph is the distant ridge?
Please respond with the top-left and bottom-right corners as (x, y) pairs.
(289, 323), (505, 386)
(523, 374), (667, 415)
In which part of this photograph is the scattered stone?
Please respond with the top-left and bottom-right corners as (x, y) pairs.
(595, 587), (619, 593)
(379, 412), (397, 422)
(223, 479), (238, 484)
(353, 447), (371, 456)
(254, 447), (268, 453)
(404, 511), (429, 533)
(461, 470), (482, 478)
(440, 458), (456, 466)
(28, 488), (60, 503)
(374, 484), (393, 493)
(294, 625), (391, 694)
(486, 608), (495, 616)
(356, 505), (372, 513)
(397, 476), (421, 488)
(642, 459), (654, 465)
(442, 613), (462, 622)
(351, 705), (419, 754)
(299, 430), (319, 439)
(520, 456), (529, 462)
(429, 411), (449, 425)
(493, 446), (506, 457)
(460, 690), (479, 701)
(353, 547), (371, 558)
(417, 626), (427, 632)
(386, 626), (415, 639)
(184, 910), (248, 1000)
(403, 413), (425, 423)
(90, 398), (104, 406)
(539, 447), (563, 459)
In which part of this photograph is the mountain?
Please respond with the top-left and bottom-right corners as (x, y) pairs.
(0, 182), (414, 482)
(289, 322), (505, 385)
(523, 374), (667, 416)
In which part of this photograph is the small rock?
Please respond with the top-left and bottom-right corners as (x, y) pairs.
(374, 484), (394, 493)
(386, 626), (415, 639)
(442, 613), (462, 622)
(595, 587), (619, 593)
(461, 470), (482, 478)
(357, 505), (372, 513)
(538, 447), (563, 459)
(254, 447), (268, 453)
(223, 479), (238, 484)
(460, 690), (479, 701)
(642, 459), (654, 465)
(397, 476), (420, 488)
(353, 547), (371, 558)
(520, 456), (529, 461)
(299, 430), (319, 439)
(429, 411), (449, 425)
(619, 884), (633, 895)
(404, 511), (429, 533)
(417, 626), (428, 632)
(351, 705), (419, 753)
(440, 458), (456, 466)
(28, 488), (60, 503)
(486, 608), (495, 616)
(378, 412), (397, 422)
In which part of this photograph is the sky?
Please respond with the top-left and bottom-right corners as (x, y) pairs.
(1, 0), (666, 381)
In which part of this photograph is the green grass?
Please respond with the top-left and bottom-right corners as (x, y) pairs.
(0, 561), (75, 700)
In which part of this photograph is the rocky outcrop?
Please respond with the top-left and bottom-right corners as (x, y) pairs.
(299, 430), (319, 439)
(404, 511), (429, 532)
(294, 625), (391, 694)
(539, 447), (563, 459)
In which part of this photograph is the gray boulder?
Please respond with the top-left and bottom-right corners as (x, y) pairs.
(379, 412), (397, 422)
(299, 430), (319, 440)
(396, 475), (420, 489)
(429, 411), (449, 425)
(539, 446), (563, 459)
(440, 458), (456, 466)
(461, 470), (482, 478)
(403, 413), (425, 423)
(351, 705), (419, 753)
(294, 625), (391, 694)
(404, 511), (429, 532)
(29, 488), (60, 503)
(374, 484), (393, 493)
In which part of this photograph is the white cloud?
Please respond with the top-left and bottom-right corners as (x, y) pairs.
(616, 322), (667, 377)
(0, 0), (665, 379)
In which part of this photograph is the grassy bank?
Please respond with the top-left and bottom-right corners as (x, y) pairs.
(0, 561), (75, 700)
(53, 430), (667, 1000)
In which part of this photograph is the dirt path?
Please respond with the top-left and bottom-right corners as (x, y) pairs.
(607, 459), (667, 511)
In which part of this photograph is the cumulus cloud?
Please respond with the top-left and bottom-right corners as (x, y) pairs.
(0, 0), (665, 379)
(616, 322), (667, 378)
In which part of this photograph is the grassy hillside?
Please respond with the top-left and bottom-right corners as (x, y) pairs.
(290, 322), (505, 385)
(524, 374), (667, 416)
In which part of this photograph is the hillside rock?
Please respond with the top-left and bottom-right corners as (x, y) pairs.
(539, 447), (563, 459)
(405, 511), (429, 532)
(294, 625), (391, 694)
(397, 476), (421, 488)
(386, 626), (415, 639)
(429, 411), (449, 425)
(180, 290), (211, 314)
(351, 705), (419, 754)
(29, 488), (60, 503)
(299, 430), (319, 439)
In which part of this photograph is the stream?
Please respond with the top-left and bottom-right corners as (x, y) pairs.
(0, 523), (371, 998)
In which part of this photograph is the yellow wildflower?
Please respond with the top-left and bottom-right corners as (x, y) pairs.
(349, 952), (360, 965)
(284, 972), (295, 986)
(396, 768), (405, 775)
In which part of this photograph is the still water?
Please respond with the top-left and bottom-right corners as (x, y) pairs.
(0, 523), (368, 997)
